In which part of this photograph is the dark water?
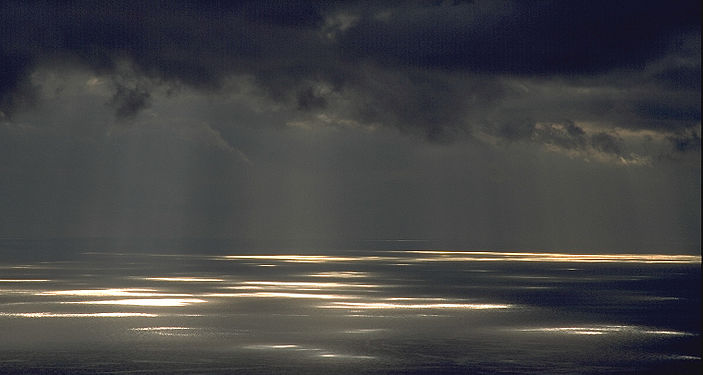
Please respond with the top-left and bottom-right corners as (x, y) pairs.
(0, 240), (700, 374)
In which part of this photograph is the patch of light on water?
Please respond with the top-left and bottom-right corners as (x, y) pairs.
(211, 251), (701, 265)
(219, 255), (390, 263)
(0, 279), (50, 282)
(306, 272), (370, 278)
(662, 355), (702, 360)
(633, 296), (680, 301)
(130, 326), (197, 336)
(0, 312), (158, 318)
(243, 344), (375, 360)
(319, 302), (512, 309)
(130, 327), (193, 331)
(67, 298), (207, 307)
(385, 297), (450, 301)
(236, 281), (380, 289)
(517, 325), (695, 336)
(38, 289), (193, 298)
(0, 289), (39, 295)
(642, 330), (696, 336)
(205, 292), (357, 299)
(247, 344), (301, 349)
(401, 251), (702, 264)
(343, 328), (386, 334)
(9, 265), (53, 270)
(318, 353), (375, 359)
(142, 277), (225, 282)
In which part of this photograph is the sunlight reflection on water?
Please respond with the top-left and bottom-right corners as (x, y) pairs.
(0, 312), (158, 318)
(38, 288), (192, 297)
(399, 251), (702, 263)
(0, 249), (700, 374)
(67, 298), (208, 307)
(318, 302), (513, 309)
(516, 325), (696, 336)
(142, 277), (226, 282)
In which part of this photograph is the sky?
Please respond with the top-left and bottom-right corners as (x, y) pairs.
(0, 1), (700, 253)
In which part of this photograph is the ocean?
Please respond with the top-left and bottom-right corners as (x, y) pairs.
(0, 239), (700, 374)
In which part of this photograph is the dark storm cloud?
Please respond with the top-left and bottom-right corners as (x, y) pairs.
(635, 101), (701, 123)
(590, 132), (624, 156)
(295, 86), (328, 111)
(109, 83), (151, 120)
(337, 0), (699, 74)
(0, 52), (36, 116)
(653, 64), (701, 90)
(0, 1), (331, 100)
(669, 129), (702, 153)
(0, 0), (700, 148)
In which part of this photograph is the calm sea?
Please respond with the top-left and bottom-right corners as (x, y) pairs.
(1, 239), (700, 374)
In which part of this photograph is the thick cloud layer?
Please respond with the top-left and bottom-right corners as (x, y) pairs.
(1, 1), (699, 148)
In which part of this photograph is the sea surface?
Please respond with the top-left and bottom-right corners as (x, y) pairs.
(0, 239), (700, 374)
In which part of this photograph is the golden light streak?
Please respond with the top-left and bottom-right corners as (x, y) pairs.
(318, 353), (375, 359)
(0, 279), (50, 282)
(130, 327), (192, 331)
(344, 328), (386, 334)
(130, 326), (196, 336)
(68, 298), (207, 307)
(385, 297), (449, 301)
(642, 330), (694, 336)
(401, 251), (701, 264)
(0, 312), (158, 318)
(307, 272), (370, 278)
(220, 255), (390, 263)
(319, 302), (512, 309)
(256, 345), (299, 349)
(216, 252), (700, 264)
(242, 344), (375, 360)
(38, 288), (193, 297)
(243, 344), (306, 350)
(142, 277), (225, 282)
(237, 281), (379, 289)
(517, 325), (694, 336)
(204, 292), (356, 299)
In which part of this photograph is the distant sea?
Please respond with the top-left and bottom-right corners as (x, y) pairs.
(0, 239), (700, 374)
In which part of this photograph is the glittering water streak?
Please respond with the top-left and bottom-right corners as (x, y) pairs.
(0, 312), (158, 318)
(318, 302), (513, 309)
(515, 325), (696, 336)
(142, 277), (226, 282)
(37, 288), (194, 297)
(243, 344), (376, 360)
(0, 247), (699, 374)
(399, 251), (702, 264)
(65, 298), (208, 307)
(130, 327), (193, 331)
(0, 279), (50, 282)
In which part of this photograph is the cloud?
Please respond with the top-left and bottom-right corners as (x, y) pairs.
(480, 119), (655, 165)
(535, 121), (587, 151)
(669, 127), (702, 153)
(109, 83), (151, 120)
(0, 0), (699, 157)
(336, 0), (700, 74)
(590, 132), (624, 156)
(0, 52), (36, 117)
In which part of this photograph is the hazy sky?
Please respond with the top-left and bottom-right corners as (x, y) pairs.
(1, 1), (700, 252)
